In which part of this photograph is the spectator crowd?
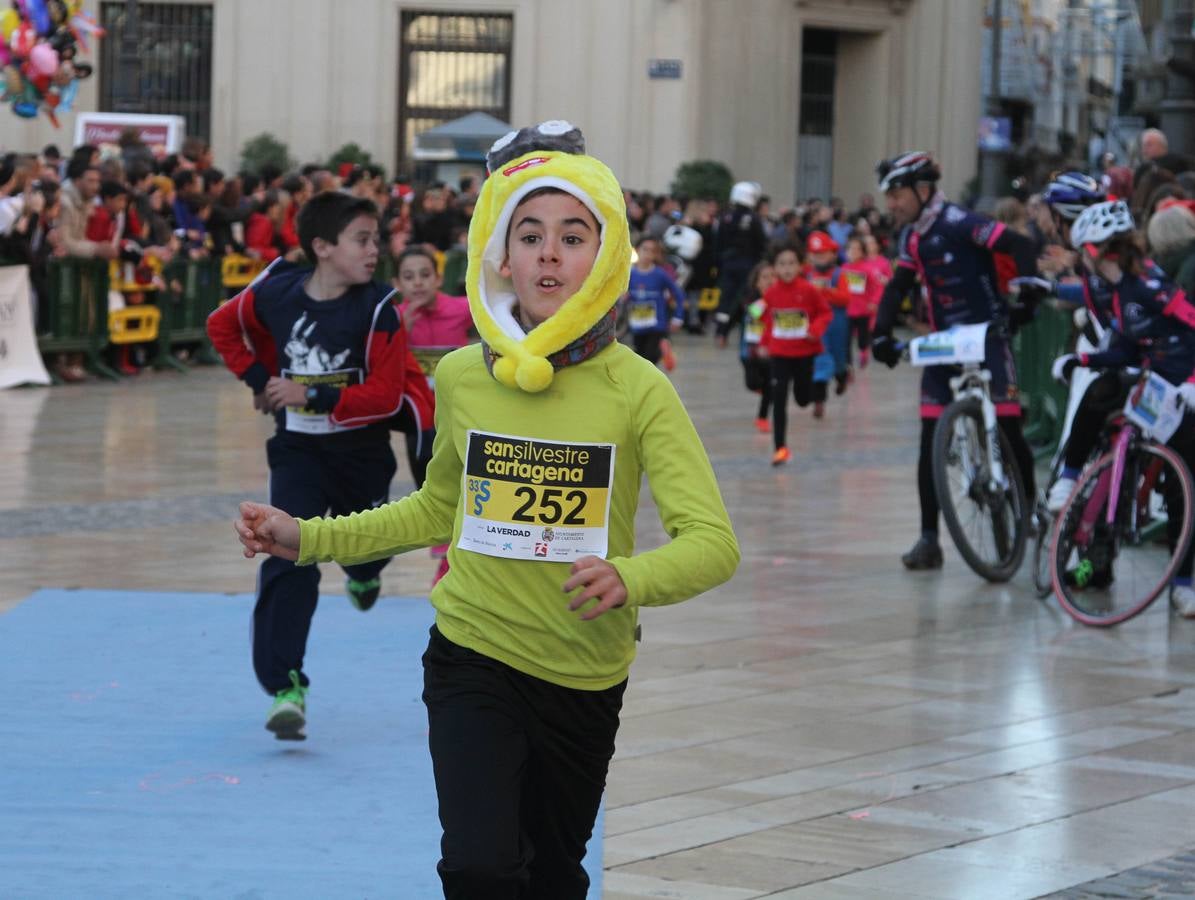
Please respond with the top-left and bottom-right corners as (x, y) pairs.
(4, 123), (1195, 385)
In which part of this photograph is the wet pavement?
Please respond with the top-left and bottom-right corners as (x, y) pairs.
(5, 334), (1195, 898)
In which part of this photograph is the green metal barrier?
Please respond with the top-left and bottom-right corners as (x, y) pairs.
(1013, 299), (1073, 459)
(441, 249), (468, 296)
(38, 257), (119, 381)
(155, 258), (224, 372)
(374, 252), (396, 286)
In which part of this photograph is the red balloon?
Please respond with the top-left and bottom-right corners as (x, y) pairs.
(10, 23), (36, 58)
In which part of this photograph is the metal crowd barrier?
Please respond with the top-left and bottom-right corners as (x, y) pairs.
(154, 257), (224, 372)
(1012, 300), (1073, 459)
(38, 257), (120, 381)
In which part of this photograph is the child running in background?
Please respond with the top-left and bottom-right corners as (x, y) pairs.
(840, 236), (881, 371)
(803, 230), (852, 413)
(626, 234), (685, 371)
(862, 234), (893, 357)
(740, 260), (777, 432)
(759, 245), (831, 464)
(207, 191), (434, 741)
(395, 245), (476, 584)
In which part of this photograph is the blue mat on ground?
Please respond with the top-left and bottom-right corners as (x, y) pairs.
(0, 589), (603, 898)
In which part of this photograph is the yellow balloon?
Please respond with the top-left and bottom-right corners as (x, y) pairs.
(0, 9), (19, 41)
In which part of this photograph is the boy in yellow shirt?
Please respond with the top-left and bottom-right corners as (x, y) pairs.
(232, 121), (738, 899)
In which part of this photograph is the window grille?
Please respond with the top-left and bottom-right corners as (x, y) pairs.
(99, 2), (214, 140)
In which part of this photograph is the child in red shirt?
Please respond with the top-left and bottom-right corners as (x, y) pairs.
(803, 231), (853, 404)
(840, 236), (882, 370)
(862, 234), (893, 336)
(759, 245), (832, 465)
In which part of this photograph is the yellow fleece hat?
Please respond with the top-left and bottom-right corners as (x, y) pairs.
(467, 122), (631, 392)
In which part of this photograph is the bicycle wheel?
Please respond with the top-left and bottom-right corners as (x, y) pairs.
(1051, 441), (1195, 626)
(932, 398), (1028, 582)
(1031, 503), (1055, 599)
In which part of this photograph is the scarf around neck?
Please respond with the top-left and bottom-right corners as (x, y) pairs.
(912, 190), (947, 236)
(482, 306), (619, 383)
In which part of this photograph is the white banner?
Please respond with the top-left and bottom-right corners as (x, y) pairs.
(0, 265), (51, 389)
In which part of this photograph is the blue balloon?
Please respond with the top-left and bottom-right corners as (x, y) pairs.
(13, 100), (39, 117)
(57, 77), (78, 112)
(27, 0), (51, 36)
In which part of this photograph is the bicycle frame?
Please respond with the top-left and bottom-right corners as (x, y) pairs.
(947, 365), (1008, 493)
(1071, 424), (1137, 548)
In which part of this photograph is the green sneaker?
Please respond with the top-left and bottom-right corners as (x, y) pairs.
(266, 670), (307, 741)
(346, 576), (381, 612)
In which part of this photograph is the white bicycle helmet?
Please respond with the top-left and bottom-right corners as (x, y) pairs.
(1070, 200), (1135, 247)
(662, 223), (703, 261)
(729, 180), (761, 208)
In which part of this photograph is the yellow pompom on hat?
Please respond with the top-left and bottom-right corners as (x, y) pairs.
(467, 120), (631, 392)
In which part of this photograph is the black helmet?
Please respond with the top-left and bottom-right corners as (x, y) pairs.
(876, 151), (941, 192)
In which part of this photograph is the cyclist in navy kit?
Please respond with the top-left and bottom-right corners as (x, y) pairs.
(1041, 172), (1113, 336)
(870, 151), (1044, 570)
(1049, 200), (1195, 614)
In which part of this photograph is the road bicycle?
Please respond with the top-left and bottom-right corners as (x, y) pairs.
(1049, 368), (1195, 626)
(904, 323), (1029, 582)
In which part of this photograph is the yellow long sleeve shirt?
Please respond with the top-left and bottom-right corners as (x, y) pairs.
(297, 341), (739, 690)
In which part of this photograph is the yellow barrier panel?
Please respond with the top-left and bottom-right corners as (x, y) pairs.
(108, 258), (163, 294)
(108, 305), (162, 344)
(221, 254), (267, 290)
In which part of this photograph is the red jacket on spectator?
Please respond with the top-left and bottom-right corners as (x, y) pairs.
(86, 205), (141, 252)
(280, 204), (300, 251)
(245, 212), (282, 262)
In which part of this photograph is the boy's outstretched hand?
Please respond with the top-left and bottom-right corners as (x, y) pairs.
(563, 556), (628, 621)
(235, 501), (301, 561)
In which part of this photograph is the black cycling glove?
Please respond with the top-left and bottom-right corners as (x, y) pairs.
(871, 334), (901, 369)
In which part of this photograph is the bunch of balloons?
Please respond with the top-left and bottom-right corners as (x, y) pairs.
(1, 0), (103, 125)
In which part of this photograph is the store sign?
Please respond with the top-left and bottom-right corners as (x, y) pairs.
(648, 59), (682, 79)
(74, 113), (187, 159)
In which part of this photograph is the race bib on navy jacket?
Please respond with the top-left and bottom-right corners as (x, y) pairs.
(896, 202), (1008, 330)
(206, 260), (422, 441)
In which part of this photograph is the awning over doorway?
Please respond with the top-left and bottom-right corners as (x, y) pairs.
(412, 112), (513, 162)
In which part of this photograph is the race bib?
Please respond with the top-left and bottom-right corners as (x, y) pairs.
(772, 309), (809, 340)
(844, 271), (867, 295)
(745, 319), (764, 344)
(410, 345), (456, 389)
(459, 431), (616, 561)
(629, 301), (659, 330)
(282, 367), (362, 434)
(908, 323), (989, 367)
(1124, 372), (1184, 443)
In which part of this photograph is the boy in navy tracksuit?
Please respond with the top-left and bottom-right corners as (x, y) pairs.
(207, 192), (434, 740)
(626, 235), (685, 369)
